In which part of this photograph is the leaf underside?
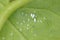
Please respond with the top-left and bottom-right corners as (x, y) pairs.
(0, 0), (60, 40)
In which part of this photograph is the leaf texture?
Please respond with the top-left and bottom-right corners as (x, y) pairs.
(0, 0), (60, 40)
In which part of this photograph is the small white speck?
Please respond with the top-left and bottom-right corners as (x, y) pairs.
(10, 32), (13, 36)
(19, 28), (22, 31)
(31, 13), (35, 18)
(2, 37), (5, 40)
(40, 20), (42, 23)
(34, 18), (37, 22)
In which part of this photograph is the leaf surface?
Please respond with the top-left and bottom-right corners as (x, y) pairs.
(0, 0), (60, 40)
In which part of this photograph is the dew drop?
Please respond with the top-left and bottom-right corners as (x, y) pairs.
(34, 18), (37, 23)
(31, 13), (35, 18)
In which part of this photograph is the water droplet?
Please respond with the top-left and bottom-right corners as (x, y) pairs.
(2, 37), (5, 40)
(34, 18), (37, 23)
(31, 13), (35, 18)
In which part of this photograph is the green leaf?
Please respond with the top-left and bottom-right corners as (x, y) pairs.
(0, 21), (27, 40)
(0, 0), (60, 40)
(9, 8), (60, 40)
(0, 0), (30, 30)
(24, 0), (60, 15)
(0, 0), (9, 6)
(0, 0), (9, 12)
